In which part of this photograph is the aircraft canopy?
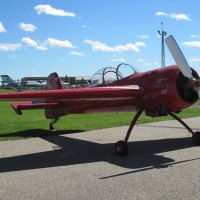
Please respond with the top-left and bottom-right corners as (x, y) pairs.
(91, 63), (138, 86)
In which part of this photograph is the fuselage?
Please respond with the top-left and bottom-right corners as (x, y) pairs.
(0, 65), (198, 119)
(45, 65), (199, 118)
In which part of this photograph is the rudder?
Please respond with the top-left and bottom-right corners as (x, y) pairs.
(46, 72), (63, 90)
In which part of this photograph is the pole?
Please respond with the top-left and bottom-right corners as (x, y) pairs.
(158, 22), (167, 68)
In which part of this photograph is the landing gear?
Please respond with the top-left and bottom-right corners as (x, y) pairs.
(115, 109), (143, 156)
(114, 111), (200, 156)
(115, 140), (128, 156)
(169, 112), (200, 146)
(49, 117), (59, 131)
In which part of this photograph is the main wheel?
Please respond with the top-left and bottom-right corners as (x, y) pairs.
(115, 140), (128, 156)
(192, 131), (200, 145)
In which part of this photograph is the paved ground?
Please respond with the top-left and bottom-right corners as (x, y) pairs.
(0, 117), (200, 200)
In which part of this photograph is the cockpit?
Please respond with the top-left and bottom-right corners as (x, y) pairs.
(91, 63), (139, 86)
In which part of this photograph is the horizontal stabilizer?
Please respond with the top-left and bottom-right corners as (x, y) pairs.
(11, 101), (60, 115)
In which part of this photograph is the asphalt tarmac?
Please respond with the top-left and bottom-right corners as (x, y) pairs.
(0, 117), (200, 200)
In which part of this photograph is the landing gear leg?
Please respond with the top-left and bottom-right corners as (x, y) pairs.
(169, 112), (200, 145)
(115, 109), (144, 156)
(49, 117), (59, 131)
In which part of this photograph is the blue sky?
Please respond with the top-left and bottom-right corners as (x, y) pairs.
(0, 0), (200, 79)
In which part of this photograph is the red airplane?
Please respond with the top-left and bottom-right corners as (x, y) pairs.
(0, 35), (200, 156)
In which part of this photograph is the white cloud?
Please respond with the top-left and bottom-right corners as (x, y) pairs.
(111, 57), (125, 62)
(190, 34), (200, 38)
(21, 37), (74, 50)
(0, 43), (21, 51)
(136, 35), (150, 39)
(155, 12), (168, 16)
(45, 38), (74, 48)
(144, 62), (152, 66)
(136, 59), (159, 67)
(134, 42), (146, 47)
(34, 4), (76, 17)
(82, 25), (87, 28)
(19, 23), (37, 32)
(69, 51), (84, 56)
(0, 22), (6, 33)
(155, 11), (190, 21)
(136, 59), (144, 62)
(182, 41), (200, 47)
(190, 57), (200, 62)
(84, 40), (145, 52)
(21, 37), (47, 50)
(82, 24), (92, 30)
(170, 13), (190, 21)
(8, 54), (17, 59)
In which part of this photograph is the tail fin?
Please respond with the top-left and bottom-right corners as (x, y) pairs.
(46, 72), (63, 90)
(1, 75), (14, 82)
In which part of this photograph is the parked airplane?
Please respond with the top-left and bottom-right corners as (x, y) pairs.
(0, 75), (21, 88)
(24, 80), (47, 88)
(0, 35), (199, 156)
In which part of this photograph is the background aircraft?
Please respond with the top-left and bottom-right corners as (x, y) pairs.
(0, 75), (21, 88)
(0, 35), (199, 156)
(24, 80), (47, 88)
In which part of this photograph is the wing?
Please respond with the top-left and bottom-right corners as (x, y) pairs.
(0, 85), (143, 101)
(0, 85), (144, 114)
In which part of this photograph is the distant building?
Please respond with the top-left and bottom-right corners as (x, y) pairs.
(21, 75), (91, 88)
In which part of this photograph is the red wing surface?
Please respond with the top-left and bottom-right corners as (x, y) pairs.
(0, 85), (143, 101)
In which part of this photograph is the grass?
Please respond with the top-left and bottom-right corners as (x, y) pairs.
(0, 87), (41, 93)
(0, 88), (17, 93)
(0, 100), (200, 141)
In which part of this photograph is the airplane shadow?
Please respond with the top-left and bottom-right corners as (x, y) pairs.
(0, 129), (198, 174)
(139, 124), (200, 131)
(0, 129), (85, 139)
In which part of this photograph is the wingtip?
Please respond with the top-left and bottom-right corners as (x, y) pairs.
(10, 104), (22, 115)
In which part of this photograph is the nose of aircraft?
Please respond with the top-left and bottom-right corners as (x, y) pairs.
(166, 35), (200, 98)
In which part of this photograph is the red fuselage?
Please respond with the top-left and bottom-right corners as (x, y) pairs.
(0, 65), (198, 119)
(45, 65), (198, 118)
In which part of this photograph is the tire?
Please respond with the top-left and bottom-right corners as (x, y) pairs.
(115, 140), (128, 156)
(192, 131), (200, 146)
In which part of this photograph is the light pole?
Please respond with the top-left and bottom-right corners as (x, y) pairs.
(158, 22), (167, 68)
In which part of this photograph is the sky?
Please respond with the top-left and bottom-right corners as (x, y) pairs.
(0, 0), (200, 79)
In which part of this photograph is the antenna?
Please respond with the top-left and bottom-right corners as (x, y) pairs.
(158, 22), (167, 68)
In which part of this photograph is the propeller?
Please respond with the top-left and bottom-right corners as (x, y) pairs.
(166, 35), (200, 145)
(165, 35), (193, 79)
(165, 35), (200, 97)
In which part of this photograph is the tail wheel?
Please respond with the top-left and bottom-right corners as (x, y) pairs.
(192, 131), (200, 145)
(49, 117), (59, 131)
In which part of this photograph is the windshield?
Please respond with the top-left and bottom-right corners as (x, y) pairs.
(91, 63), (138, 86)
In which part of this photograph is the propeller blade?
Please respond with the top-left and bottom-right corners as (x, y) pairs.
(165, 35), (193, 79)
